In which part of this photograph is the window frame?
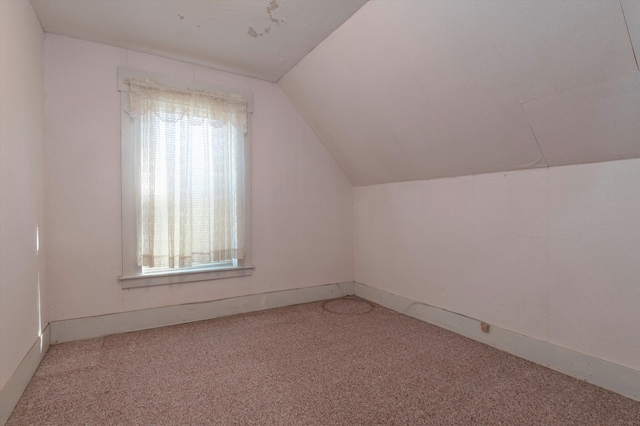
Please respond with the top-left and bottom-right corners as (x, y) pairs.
(118, 67), (253, 288)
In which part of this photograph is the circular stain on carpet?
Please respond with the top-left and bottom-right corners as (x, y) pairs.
(322, 298), (374, 315)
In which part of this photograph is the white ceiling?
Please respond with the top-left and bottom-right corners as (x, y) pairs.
(31, 0), (640, 186)
(279, 1), (640, 186)
(30, 0), (367, 82)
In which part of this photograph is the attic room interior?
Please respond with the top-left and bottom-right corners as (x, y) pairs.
(1, 0), (640, 423)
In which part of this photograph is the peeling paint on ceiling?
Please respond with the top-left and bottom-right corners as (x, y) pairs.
(30, 0), (367, 82)
(247, 0), (287, 38)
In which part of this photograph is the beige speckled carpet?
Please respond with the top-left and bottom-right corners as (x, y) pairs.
(8, 297), (640, 425)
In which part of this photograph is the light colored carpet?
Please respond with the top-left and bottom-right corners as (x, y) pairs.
(7, 297), (640, 425)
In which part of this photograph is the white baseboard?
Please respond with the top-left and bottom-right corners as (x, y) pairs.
(0, 326), (50, 426)
(23, 280), (638, 423)
(354, 282), (640, 402)
(50, 282), (355, 344)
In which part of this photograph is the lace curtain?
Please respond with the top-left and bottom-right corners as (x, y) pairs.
(125, 78), (247, 132)
(125, 79), (246, 270)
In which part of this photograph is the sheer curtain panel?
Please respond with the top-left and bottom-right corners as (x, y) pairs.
(124, 79), (247, 271)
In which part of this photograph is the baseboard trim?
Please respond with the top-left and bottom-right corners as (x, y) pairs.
(354, 282), (640, 402)
(36, 282), (640, 409)
(50, 282), (355, 344)
(0, 326), (50, 426)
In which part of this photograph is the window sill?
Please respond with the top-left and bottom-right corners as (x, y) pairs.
(119, 265), (254, 289)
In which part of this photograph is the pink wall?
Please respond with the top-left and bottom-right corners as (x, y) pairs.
(0, 0), (46, 389)
(355, 160), (640, 370)
(44, 34), (354, 322)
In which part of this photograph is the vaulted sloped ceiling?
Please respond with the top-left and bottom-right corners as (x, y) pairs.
(279, 1), (640, 186)
(31, 0), (640, 186)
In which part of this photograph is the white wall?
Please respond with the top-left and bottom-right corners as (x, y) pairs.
(0, 0), (46, 390)
(44, 34), (354, 322)
(355, 159), (640, 371)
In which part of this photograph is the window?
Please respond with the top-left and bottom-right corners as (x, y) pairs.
(118, 68), (253, 288)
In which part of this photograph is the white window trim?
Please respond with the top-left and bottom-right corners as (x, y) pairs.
(117, 66), (253, 288)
